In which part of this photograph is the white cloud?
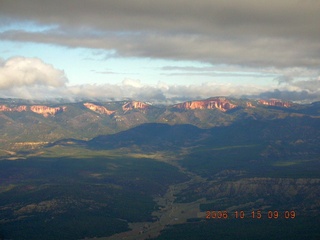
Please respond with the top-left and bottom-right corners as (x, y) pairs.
(0, 57), (67, 89)
(122, 79), (143, 88)
(0, 56), (318, 102)
(1, 78), (319, 103)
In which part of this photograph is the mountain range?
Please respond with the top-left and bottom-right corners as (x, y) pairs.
(1, 96), (320, 239)
(0, 96), (319, 151)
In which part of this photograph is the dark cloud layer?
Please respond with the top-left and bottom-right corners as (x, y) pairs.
(1, 1), (319, 102)
(257, 89), (319, 102)
(1, 0), (320, 68)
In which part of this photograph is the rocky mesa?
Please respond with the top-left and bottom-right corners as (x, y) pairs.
(0, 104), (66, 117)
(173, 97), (237, 112)
(258, 99), (292, 108)
(122, 101), (150, 112)
(0, 105), (27, 112)
(30, 105), (67, 117)
(83, 103), (115, 115)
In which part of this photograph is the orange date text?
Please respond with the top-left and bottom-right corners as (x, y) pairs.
(205, 210), (296, 219)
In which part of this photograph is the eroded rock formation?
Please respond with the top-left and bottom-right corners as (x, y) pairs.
(30, 105), (67, 117)
(173, 97), (237, 112)
(246, 102), (254, 108)
(122, 101), (150, 112)
(0, 105), (27, 112)
(258, 99), (292, 108)
(83, 103), (115, 115)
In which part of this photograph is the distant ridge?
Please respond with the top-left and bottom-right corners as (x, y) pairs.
(0, 96), (319, 150)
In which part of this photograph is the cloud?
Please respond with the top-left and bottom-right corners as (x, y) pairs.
(1, 1), (319, 102)
(1, 76), (319, 103)
(257, 89), (319, 102)
(0, 57), (67, 89)
(0, 0), (319, 69)
(292, 78), (320, 92)
(0, 80), (269, 103)
(122, 79), (143, 88)
(0, 56), (319, 103)
(67, 80), (271, 103)
(161, 65), (277, 78)
(253, 74), (320, 102)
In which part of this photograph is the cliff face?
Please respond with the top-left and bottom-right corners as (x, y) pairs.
(0, 105), (27, 112)
(30, 105), (67, 117)
(173, 97), (237, 112)
(259, 99), (292, 108)
(83, 103), (115, 115)
(246, 102), (254, 108)
(0, 104), (66, 117)
(122, 101), (150, 112)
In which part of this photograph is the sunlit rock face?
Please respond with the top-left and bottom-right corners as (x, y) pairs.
(246, 102), (254, 108)
(173, 97), (237, 112)
(0, 104), (66, 117)
(122, 101), (150, 112)
(30, 105), (67, 117)
(0, 105), (27, 112)
(258, 99), (293, 108)
(83, 103), (115, 115)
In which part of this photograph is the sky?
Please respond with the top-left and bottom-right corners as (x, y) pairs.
(0, 0), (319, 103)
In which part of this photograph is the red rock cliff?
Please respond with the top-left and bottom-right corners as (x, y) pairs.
(246, 102), (254, 108)
(122, 101), (149, 112)
(30, 105), (67, 117)
(0, 105), (27, 112)
(83, 103), (115, 115)
(173, 98), (237, 112)
(258, 99), (292, 108)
